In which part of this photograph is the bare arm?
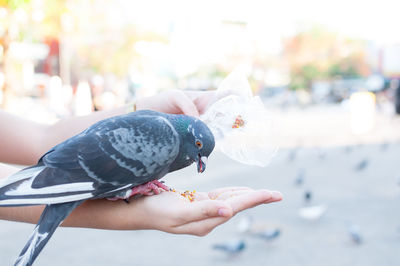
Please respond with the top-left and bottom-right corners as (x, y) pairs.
(0, 90), (214, 165)
(0, 108), (127, 165)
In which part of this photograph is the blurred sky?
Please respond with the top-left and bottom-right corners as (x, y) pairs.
(101, 0), (400, 78)
(118, 0), (400, 45)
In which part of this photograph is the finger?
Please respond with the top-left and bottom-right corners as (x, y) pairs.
(224, 189), (279, 214)
(174, 216), (230, 236)
(172, 92), (200, 117)
(208, 187), (251, 199)
(179, 199), (232, 224)
(265, 191), (283, 203)
(214, 189), (283, 202)
(211, 189), (252, 200)
(184, 90), (215, 114)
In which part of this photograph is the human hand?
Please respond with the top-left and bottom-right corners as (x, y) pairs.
(136, 90), (201, 117)
(130, 187), (282, 236)
(1, 186), (281, 236)
(135, 89), (230, 117)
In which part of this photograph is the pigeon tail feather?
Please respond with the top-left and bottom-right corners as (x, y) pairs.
(14, 200), (83, 266)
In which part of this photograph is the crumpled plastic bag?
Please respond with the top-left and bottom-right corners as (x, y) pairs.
(201, 68), (278, 167)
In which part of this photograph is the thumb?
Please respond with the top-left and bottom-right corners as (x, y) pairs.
(173, 92), (200, 117)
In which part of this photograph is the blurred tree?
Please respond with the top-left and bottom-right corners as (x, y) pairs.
(61, 0), (169, 80)
(282, 25), (371, 90)
(0, 0), (31, 10)
(0, 0), (66, 107)
(0, 0), (168, 91)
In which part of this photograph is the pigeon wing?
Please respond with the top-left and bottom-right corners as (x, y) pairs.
(0, 113), (180, 205)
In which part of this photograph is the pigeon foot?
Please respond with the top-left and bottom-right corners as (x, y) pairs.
(107, 180), (170, 201)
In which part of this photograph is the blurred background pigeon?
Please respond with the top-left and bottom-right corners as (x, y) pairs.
(298, 205), (327, 221)
(288, 149), (297, 162)
(294, 169), (305, 186)
(355, 158), (369, 171)
(380, 142), (389, 151)
(304, 190), (312, 204)
(344, 145), (353, 154)
(348, 224), (363, 245)
(316, 149), (326, 160)
(212, 239), (246, 255)
(236, 216), (253, 234)
(253, 228), (281, 241)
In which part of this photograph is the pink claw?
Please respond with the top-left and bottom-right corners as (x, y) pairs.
(107, 180), (170, 201)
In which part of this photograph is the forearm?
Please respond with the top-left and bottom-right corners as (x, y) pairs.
(0, 199), (143, 230)
(62, 199), (145, 230)
(42, 106), (128, 156)
(0, 200), (145, 231)
(0, 110), (45, 165)
(0, 106), (129, 166)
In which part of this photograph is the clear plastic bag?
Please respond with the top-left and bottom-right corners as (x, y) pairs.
(201, 68), (278, 167)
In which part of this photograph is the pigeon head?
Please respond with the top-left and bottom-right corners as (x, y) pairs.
(168, 115), (215, 173)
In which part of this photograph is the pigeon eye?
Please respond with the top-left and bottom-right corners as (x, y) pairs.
(195, 140), (203, 149)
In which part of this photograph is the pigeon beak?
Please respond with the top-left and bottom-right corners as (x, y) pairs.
(197, 155), (207, 173)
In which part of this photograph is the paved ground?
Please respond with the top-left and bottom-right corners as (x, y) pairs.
(1, 105), (399, 266)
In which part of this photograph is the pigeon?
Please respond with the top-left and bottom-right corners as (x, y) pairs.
(298, 205), (327, 221)
(316, 149), (326, 160)
(344, 145), (352, 154)
(294, 169), (305, 186)
(212, 239), (246, 255)
(380, 142), (389, 151)
(348, 224), (363, 244)
(0, 110), (215, 266)
(355, 158), (369, 171)
(288, 149), (297, 162)
(236, 216), (253, 234)
(253, 228), (281, 241)
(304, 190), (312, 204)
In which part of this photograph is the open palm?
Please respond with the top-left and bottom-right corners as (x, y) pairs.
(135, 187), (283, 236)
